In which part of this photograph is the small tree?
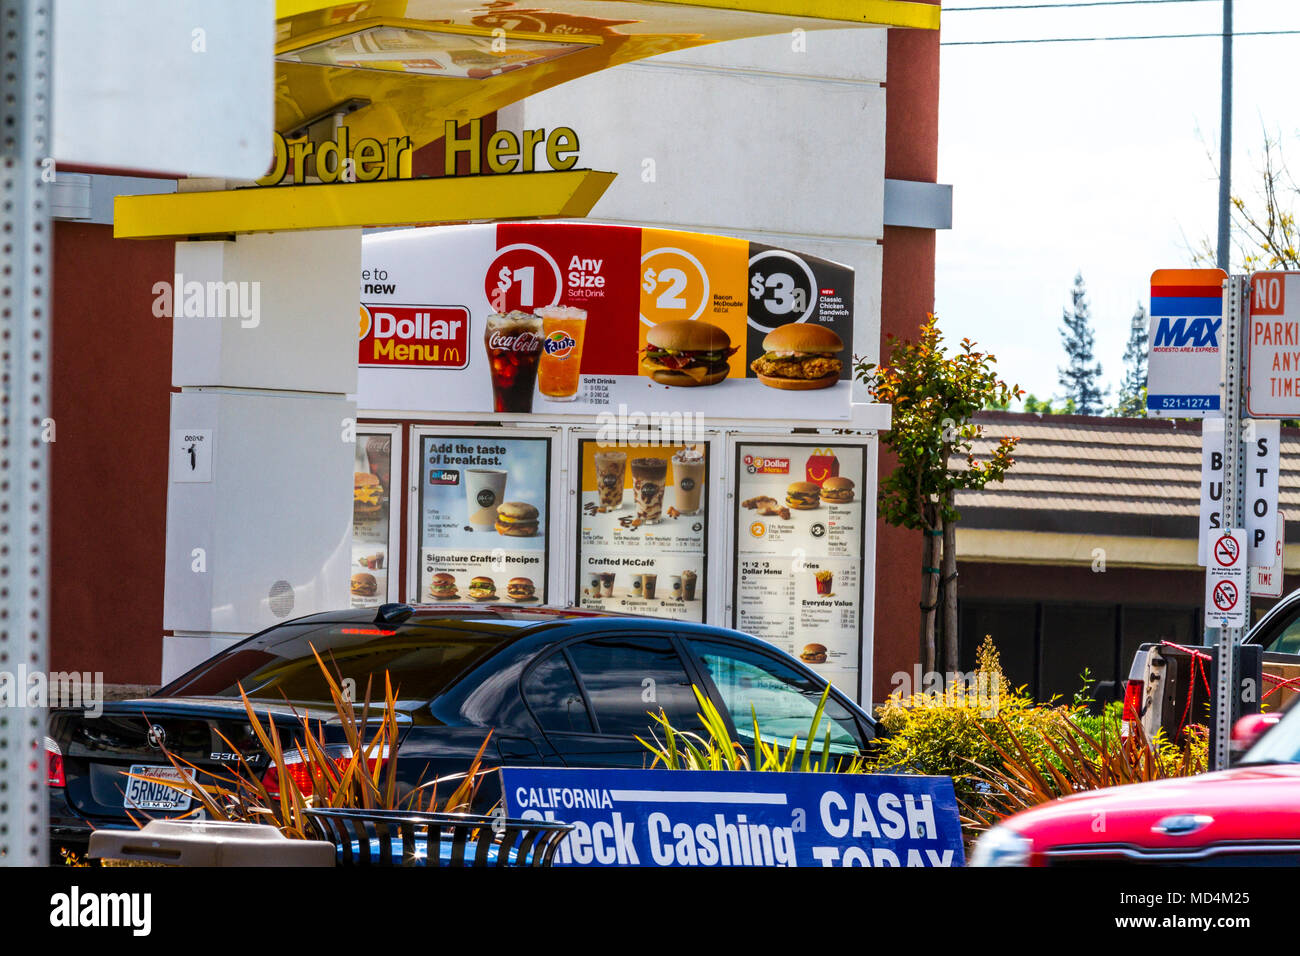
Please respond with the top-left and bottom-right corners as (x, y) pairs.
(1058, 273), (1104, 414)
(855, 314), (1021, 676)
(1193, 133), (1300, 272)
(1113, 302), (1148, 417)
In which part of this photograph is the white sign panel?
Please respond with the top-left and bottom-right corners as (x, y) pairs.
(54, 0), (274, 177)
(1197, 419), (1279, 566)
(1244, 420), (1281, 564)
(1247, 272), (1300, 417)
(1205, 529), (1247, 629)
(1147, 269), (1225, 418)
(1252, 513), (1285, 599)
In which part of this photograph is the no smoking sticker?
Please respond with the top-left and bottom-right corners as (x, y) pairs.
(1213, 535), (1239, 567)
(1205, 529), (1247, 628)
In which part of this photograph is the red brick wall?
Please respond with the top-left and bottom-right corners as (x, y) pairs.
(873, 11), (941, 703)
(51, 222), (172, 682)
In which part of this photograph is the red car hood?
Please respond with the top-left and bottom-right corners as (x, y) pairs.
(1000, 763), (1300, 856)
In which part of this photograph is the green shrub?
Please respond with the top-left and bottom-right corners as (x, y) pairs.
(870, 639), (1209, 824)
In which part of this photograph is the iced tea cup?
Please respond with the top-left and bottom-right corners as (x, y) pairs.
(671, 448), (705, 515)
(593, 450), (627, 510)
(537, 306), (587, 402)
(630, 457), (668, 524)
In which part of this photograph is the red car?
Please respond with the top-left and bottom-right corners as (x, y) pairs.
(970, 711), (1300, 866)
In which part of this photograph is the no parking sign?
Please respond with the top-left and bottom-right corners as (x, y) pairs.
(1205, 529), (1247, 628)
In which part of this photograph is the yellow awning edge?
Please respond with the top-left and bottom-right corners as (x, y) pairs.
(113, 170), (617, 239)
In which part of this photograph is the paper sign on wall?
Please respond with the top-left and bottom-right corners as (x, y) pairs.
(171, 428), (213, 483)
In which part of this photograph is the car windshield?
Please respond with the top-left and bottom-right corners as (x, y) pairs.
(1241, 699), (1300, 764)
(158, 621), (513, 705)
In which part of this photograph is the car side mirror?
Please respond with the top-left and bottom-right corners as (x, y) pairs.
(1230, 713), (1281, 759)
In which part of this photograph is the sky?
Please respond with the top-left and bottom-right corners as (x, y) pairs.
(935, 0), (1300, 405)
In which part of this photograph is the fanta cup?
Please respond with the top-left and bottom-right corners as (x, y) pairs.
(536, 305), (587, 401)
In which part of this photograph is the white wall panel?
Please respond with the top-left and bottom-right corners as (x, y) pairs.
(172, 229), (362, 393)
(163, 391), (354, 638)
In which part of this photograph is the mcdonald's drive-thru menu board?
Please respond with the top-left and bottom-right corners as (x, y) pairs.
(357, 221), (856, 421)
(417, 434), (551, 605)
(576, 440), (708, 623)
(733, 443), (866, 691)
(351, 432), (394, 608)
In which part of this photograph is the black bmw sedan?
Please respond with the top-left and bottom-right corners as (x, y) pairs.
(47, 604), (877, 857)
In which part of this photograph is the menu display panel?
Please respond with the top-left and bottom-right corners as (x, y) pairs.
(575, 438), (709, 622)
(357, 222), (856, 421)
(351, 429), (399, 608)
(732, 442), (868, 689)
(414, 431), (552, 605)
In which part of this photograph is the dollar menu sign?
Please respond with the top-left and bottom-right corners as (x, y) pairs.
(747, 251), (815, 331)
(749, 271), (807, 315)
(492, 265), (514, 312)
(485, 254), (547, 314)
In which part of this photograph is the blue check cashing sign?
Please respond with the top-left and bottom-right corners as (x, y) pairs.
(501, 767), (964, 867)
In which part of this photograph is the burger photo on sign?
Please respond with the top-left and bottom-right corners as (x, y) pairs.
(428, 572), (458, 600)
(750, 322), (844, 390)
(819, 476), (855, 504)
(467, 576), (497, 601)
(495, 501), (539, 537)
(639, 320), (737, 387)
(506, 577), (537, 602)
(800, 643), (827, 664)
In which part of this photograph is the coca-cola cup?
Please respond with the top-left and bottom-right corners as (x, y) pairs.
(485, 312), (544, 413)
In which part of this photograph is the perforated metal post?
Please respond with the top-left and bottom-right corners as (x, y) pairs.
(0, 0), (51, 865)
(1214, 276), (1249, 772)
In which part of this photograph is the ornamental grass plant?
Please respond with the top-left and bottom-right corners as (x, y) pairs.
(127, 647), (494, 841)
(638, 684), (866, 773)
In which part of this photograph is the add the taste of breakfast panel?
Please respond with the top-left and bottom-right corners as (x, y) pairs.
(416, 433), (550, 605)
(733, 443), (867, 689)
(576, 439), (708, 623)
(356, 221), (856, 421)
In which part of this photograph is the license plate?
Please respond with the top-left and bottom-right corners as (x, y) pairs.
(123, 764), (193, 811)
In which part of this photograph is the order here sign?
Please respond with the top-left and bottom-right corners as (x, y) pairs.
(501, 767), (964, 867)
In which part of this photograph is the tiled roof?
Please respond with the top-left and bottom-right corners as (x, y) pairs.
(951, 412), (1300, 539)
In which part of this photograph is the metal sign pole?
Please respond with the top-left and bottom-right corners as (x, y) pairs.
(1214, 275), (1248, 771)
(0, 0), (52, 865)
